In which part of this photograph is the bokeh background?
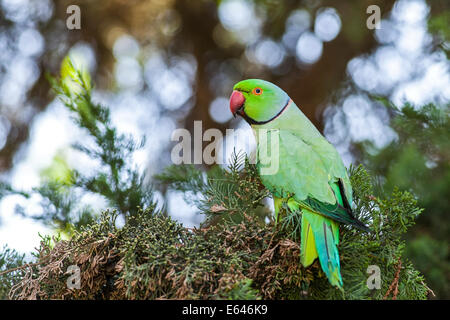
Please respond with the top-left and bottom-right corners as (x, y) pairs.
(0, 0), (448, 298)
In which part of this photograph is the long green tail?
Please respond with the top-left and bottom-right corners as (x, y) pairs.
(300, 209), (343, 289)
(275, 197), (344, 289)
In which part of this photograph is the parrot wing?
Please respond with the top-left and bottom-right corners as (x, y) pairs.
(257, 129), (369, 231)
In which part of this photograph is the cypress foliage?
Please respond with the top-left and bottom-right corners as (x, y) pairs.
(0, 246), (26, 299)
(0, 57), (157, 233)
(0, 59), (431, 300)
(356, 101), (449, 298)
(3, 160), (430, 300)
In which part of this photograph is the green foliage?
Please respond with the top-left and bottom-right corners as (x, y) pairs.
(156, 151), (271, 226)
(8, 206), (271, 300)
(428, 10), (450, 56)
(0, 60), (431, 300)
(118, 210), (267, 299)
(357, 103), (449, 298)
(0, 246), (25, 300)
(7, 161), (429, 300)
(50, 57), (157, 219)
(223, 279), (261, 300)
(0, 57), (157, 233)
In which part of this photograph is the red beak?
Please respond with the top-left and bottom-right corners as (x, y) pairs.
(229, 90), (245, 116)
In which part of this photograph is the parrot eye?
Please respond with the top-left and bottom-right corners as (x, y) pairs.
(253, 87), (263, 95)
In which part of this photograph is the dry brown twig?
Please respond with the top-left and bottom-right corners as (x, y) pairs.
(383, 257), (402, 300)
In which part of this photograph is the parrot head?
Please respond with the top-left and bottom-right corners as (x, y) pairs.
(229, 79), (290, 125)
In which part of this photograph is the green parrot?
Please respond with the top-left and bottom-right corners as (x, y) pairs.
(229, 79), (370, 289)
